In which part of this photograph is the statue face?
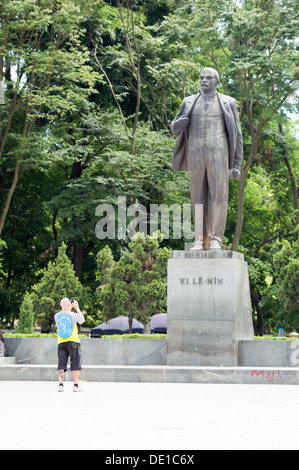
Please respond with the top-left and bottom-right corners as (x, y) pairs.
(200, 69), (219, 94)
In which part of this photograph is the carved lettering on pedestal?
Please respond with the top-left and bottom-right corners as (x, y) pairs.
(179, 277), (224, 285)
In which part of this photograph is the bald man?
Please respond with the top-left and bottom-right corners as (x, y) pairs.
(54, 298), (85, 392)
(171, 67), (243, 250)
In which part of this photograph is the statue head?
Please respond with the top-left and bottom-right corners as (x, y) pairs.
(200, 68), (220, 94)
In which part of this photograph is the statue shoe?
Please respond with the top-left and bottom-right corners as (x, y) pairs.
(209, 240), (222, 250)
(190, 241), (204, 251)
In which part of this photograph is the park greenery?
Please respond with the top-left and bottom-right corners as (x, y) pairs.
(0, 0), (298, 335)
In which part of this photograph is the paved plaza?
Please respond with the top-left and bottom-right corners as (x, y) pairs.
(1, 381), (299, 450)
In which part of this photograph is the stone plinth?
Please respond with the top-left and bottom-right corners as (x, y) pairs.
(0, 357), (16, 365)
(1, 365), (298, 384)
(4, 337), (167, 366)
(167, 251), (254, 366)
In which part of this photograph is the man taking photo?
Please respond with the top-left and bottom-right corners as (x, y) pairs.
(54, 298), (85, 392)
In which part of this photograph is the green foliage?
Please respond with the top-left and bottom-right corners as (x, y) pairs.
(97, 245), (115, 286)
(0, 0), (102, 238)
(97, 232), (171, 330)
(0, 0), (100, 115)
(0, 239), (6, 277)
(101, 333), (166, 339)
(3, 332), (87, 338)
(254, 336), (299, 341)
(29, 243), (83, 332)
(273, 239), (299, 329)
(15, 292), (35, 334)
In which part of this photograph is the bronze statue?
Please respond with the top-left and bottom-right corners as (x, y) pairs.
(171, 68), (243, 250)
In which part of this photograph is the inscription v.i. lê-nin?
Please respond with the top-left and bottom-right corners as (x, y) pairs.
(179, 277), (224, 286)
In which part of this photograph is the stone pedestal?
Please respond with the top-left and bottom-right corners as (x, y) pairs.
(166, 251), (254, 366)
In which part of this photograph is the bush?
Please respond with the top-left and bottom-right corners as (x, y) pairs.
(101, 333), (167, 339)
(254, 336), (298, 341)
(98, 233), (171, 332)
(29, 243), (83, 332)
(3, 333), (87, 338)
(16, 293), (35, 334)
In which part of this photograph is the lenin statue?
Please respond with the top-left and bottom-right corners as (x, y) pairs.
(171, 68), (243, 250)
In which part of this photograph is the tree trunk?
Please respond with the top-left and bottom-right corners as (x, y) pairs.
(232, 138), (258, 251)
(71, 160), (83, 179)
(250, 286), (264, 336)
(232, 165), (246, 252)
(70, 160), (84, 278)
(129, 317), (133, 334)
(72, 244), (84, 280)
(0, 155), (22, 237)
(0, 105), (31, 238)
(279, 124), (299, 228)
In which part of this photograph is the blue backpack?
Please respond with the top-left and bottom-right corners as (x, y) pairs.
(57, 313), (73, 339)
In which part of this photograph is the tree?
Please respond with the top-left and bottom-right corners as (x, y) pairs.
(16, 292), (34, 334)
(276, 123), (298, 229)
(97, 232), (170, 332)
(273, 239), (299, 330)
(0, 0), (100, 237)
(30, 242), (83, 332)
(91, 0), (200, 137)
(97, 245), (115, 286)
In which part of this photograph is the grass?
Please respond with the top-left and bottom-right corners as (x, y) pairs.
(3, 333), (297, 341)
(3, 332), (166, 339)
(101, 333), (167, 339)
(3, 332), (87, 338)
(254, 335), (299, 341)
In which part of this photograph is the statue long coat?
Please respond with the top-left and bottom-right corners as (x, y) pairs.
(171, 92), (243, 172)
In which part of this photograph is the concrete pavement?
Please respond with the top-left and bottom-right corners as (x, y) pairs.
(1, 381), (299, 450)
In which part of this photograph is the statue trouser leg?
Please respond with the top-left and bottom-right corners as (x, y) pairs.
(189, 144), (229, 249)
(189, 146), (209, 248)
(206, 144), (229, 247)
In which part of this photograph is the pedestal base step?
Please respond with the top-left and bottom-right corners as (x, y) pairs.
(0, 364), (298, 385)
